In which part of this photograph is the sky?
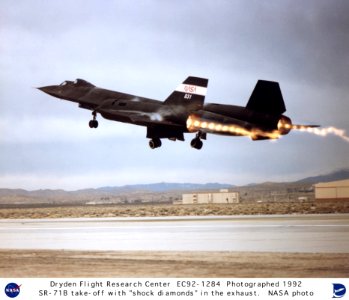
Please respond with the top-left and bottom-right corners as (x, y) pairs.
(1, 0), (349, 190)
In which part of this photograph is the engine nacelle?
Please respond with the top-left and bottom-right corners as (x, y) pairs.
(186, 111), (252, 135)
(277, 115), (292, 135)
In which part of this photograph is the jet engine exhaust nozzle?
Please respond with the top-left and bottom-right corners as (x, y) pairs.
(277, 116), (293, 135)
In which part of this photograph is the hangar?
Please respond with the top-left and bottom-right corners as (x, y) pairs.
(314, 179), (349, 201)
(181, 190), (239, 204)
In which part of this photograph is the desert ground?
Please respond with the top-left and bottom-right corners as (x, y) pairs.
(1, 249), (348, 278)
(0, 201), (348, 277)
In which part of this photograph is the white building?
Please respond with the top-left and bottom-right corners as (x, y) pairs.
(314, 179), (349, 201)
(181, 190), (239, 204)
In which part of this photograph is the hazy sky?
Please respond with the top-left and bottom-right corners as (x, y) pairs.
(1, 0), (349, 190)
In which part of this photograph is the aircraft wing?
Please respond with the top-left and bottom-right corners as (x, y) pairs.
(97, 107), (186, 141)
(97, 108), (183, 127)
(128, 114), (183, 127)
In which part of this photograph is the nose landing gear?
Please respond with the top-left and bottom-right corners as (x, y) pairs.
(89, 111), (98, 128)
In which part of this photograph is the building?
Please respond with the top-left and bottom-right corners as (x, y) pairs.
(314, 179), (349, 201)
(181, 190), (239, 204)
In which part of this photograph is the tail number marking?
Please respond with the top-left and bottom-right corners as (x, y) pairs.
(184, 85), (197, 93)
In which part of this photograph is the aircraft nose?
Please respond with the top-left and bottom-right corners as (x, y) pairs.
(37, 85), (55, 93)
(37, 85), (61, 97)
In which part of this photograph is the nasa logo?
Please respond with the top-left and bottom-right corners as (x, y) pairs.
(333, 283), (346, 298)
(4, 283), (21, 298)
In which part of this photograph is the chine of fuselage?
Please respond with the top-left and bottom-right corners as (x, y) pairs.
(38, 79), (160, 106)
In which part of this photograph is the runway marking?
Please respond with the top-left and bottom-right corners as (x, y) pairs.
(1, 224), (349, 231)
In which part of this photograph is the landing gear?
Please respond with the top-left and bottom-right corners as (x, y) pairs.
(190, 131), (205, 150)
(149, 138), (162, 149)
(190, 137), (203, 150)
(89, 120), (98, 128)
(89, 111), (98, 128)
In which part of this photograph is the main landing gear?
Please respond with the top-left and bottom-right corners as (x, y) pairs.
(148, 132), (205, 150)
(191, 137), (203, 150)
(89, 111), (98, 128)
(190, 131), (206, 150)
(149, 138), (162, 149)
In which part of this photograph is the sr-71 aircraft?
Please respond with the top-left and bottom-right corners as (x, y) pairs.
(38, 76), (317, 149)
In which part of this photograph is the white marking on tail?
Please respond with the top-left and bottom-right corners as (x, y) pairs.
(175, 84), (207, 96)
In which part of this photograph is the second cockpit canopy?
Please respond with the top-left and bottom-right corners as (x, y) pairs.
(60, 79), (95, 88)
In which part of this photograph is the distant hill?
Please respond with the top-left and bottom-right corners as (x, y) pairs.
(95, 182), (234, 193)
(296, 168), (349, 184)
(0, 182), (234, 205)
(1, 169), (349, 206)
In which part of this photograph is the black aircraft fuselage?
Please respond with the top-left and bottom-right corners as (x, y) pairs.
(38, 77), (317, 149)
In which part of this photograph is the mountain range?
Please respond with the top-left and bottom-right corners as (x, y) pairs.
(92, 182), (234, 193)
(0, 169), (348, 204)
(295, 168), (349, 184)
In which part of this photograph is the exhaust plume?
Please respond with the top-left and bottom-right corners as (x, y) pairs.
(292, 125), (349, 143)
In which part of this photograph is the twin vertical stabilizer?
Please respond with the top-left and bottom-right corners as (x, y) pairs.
(164, 76), (208, 111)
(246, 80), (286, 115)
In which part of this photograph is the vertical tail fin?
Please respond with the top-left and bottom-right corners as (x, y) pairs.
(164, 76), (208, 110)
(246, 80), (286, 115)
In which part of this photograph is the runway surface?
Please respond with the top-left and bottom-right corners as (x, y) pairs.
(0, 214), (348, 253)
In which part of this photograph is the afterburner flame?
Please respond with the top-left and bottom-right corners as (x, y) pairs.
(186, 114), (280, 140)
(187, 114), (349, 144)
(292, 125), (349, 143)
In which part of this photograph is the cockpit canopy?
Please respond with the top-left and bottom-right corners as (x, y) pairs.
(60, 80), (73, 86)
(60, 79), (95, 88)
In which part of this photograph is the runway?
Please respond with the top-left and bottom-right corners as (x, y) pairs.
(0, 214), (348, 253)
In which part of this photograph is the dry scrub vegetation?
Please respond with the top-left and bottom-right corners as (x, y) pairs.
(0, 200), (348, 219)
